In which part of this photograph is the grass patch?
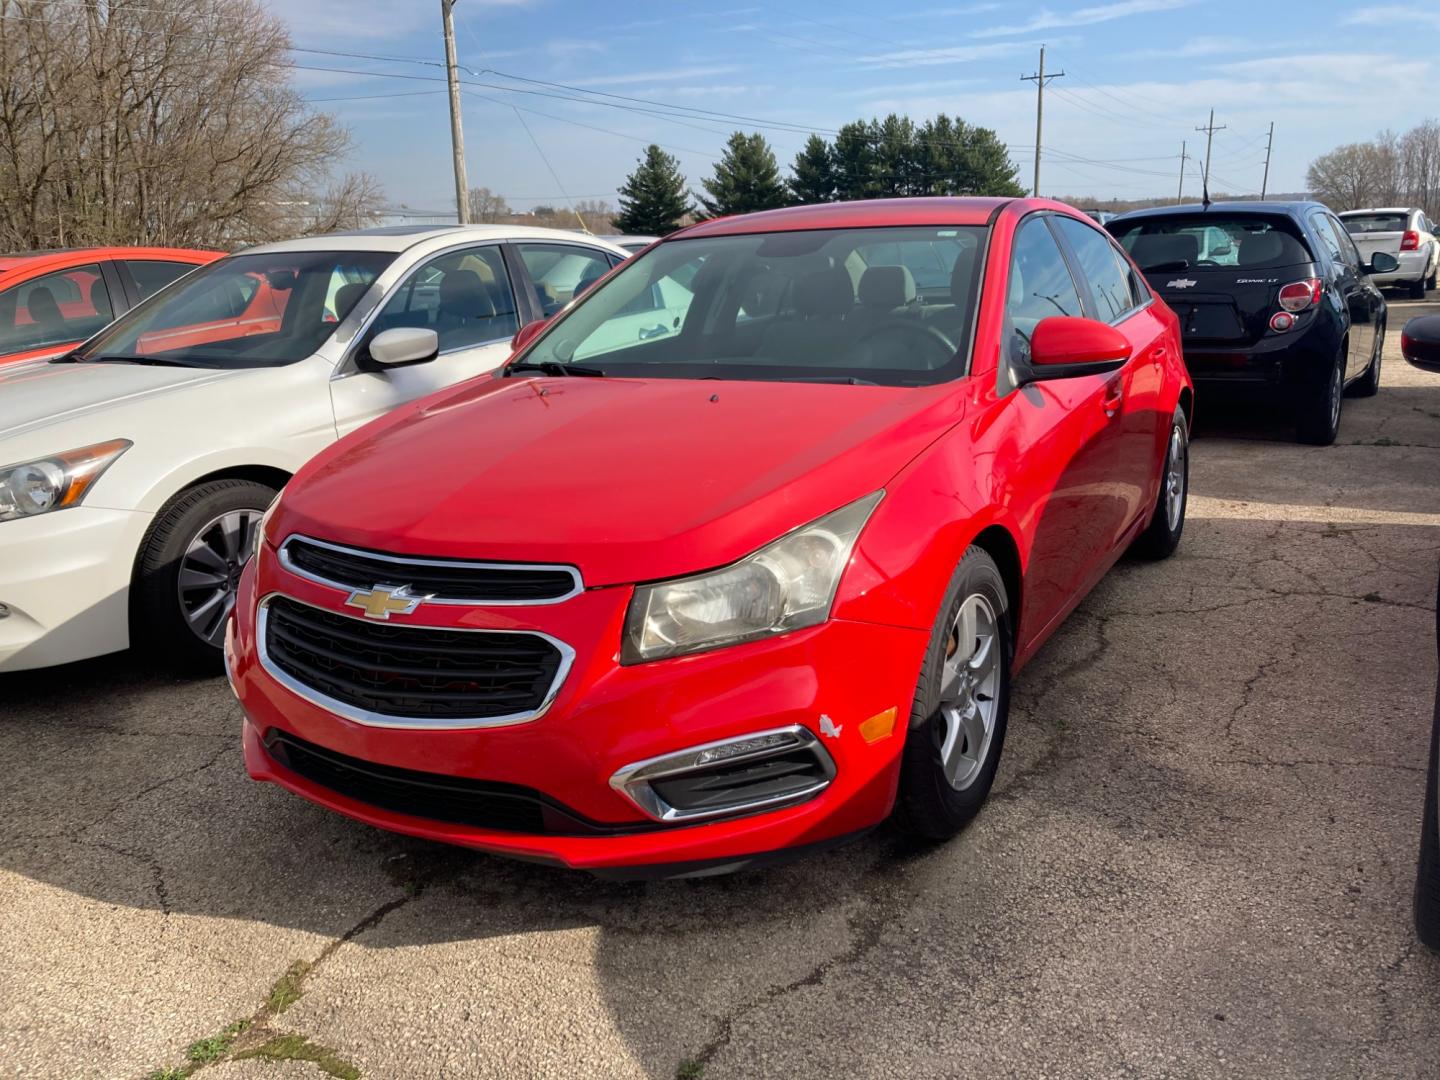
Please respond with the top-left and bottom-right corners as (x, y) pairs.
(676, 1059), (704, 1080)
(147, 1069), (190, 1080)
(186, 1018), (250, 1064)
(266, 960), (313, 1014)
(235, 1034), (360, 1080)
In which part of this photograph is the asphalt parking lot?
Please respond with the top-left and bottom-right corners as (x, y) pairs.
(5, 301), (1440, 1080)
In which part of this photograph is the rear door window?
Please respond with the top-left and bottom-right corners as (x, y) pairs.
(125, 259), (198, 301)
(1052, 216), (1138, 323)
(0, 263), (115, 355)
(1114, 216), (1311, 271)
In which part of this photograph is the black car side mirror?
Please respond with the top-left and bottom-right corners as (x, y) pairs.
(1366, 251), (1400, 275)
(1402, 315), (1440, 374)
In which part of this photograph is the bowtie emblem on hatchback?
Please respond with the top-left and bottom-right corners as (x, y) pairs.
(345, 584), (431, 620)
(1167, 278), (1198, 289)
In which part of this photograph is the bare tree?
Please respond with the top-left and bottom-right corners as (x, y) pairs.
(1306, 142), (1383, 210)
(0, 0), (381, 250)
(466, 186), (510, 223)
(1308, 121), (1440, 216)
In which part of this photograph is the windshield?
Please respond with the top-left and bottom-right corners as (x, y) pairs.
(1111, 215), (1311, 272)
(516, 225), (984, 386)
(1340, 213), (1409, 234)
(75, 250), (395, 368)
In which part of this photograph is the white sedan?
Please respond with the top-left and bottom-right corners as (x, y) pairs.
(0, 224), (627, 672)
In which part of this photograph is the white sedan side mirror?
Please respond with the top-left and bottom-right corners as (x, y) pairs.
(368, 327), (439, 366)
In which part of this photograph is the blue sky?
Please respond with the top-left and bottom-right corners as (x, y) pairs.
(266, 0), (1439, 212)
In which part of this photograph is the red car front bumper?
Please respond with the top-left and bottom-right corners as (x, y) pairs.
(229, 548), (930, 874)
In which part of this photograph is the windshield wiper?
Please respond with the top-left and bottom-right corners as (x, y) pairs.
(61, 354), (210, 368)
(505, 360), (606, 378)
(779, 375), (879, 386)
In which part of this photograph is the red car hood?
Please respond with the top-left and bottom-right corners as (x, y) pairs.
(277, 375), (964, 586)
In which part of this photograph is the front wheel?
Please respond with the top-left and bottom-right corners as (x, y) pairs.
(1352, 323), (1384, 398)
(131, 479), (277, 671)
(1297, 346), (1344, 446)
(892, 547), (1012, 840)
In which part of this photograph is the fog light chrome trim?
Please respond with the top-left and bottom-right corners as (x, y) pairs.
(609, 724), (836, 824)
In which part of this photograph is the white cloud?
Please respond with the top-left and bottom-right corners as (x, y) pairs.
(970, 0), (1191, 39)
(565, 65), (741, 88)
(860, 38), (1047, 69)
(1343, 5), (1440, 29)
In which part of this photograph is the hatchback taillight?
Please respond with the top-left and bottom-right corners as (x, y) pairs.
(1277, 278), (1322, 313)
(1402, 230), (1420, 251)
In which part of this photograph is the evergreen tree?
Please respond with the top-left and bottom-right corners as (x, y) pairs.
(832, 120), (879, 201)
(959, 124), (1026, 197)
(612, 145), (694, 236)
(698, 131), (789, 217)
(789, 134), (836, 204)
(874, 113), (920, 197)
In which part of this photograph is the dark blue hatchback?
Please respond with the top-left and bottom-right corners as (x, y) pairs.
(1108, 201), (1394, 444)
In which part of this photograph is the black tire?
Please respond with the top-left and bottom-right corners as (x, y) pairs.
(131, 478), (277, 671)
(1296, 345), (1345, 446)
(892, 547), (1012, 840)
(1130, 406), (1189, 561)
(1352, 323), (1383, 398)
(1415, 696), (1440, 949)
(1411, 276), (1427, 300)
(1426, 265), (1437, 291)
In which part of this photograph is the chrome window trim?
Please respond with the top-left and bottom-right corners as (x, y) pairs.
(277, 533), (584, 605)
(608, 724), (836, 824)
(257, 591), (575, 731)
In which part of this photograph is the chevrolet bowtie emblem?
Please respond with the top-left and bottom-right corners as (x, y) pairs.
(345, 584), (431, 620)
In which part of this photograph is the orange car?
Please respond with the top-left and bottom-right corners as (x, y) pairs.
(0, 246), (221, 366)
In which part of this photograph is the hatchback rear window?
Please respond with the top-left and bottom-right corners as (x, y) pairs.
(1110, 216), (1311, 272)
(1339, 213), (1409, 234)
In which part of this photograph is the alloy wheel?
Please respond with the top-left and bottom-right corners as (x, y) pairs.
(177, 509), (260, 646)
(936, 592), (1002, 791)
(1329, 355), (1343, 431)
(1164, 423), (1186, 532)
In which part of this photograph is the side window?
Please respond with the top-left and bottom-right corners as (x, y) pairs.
(1326, 215), (1364, 268)
(1002, 218), (1083, 386)
(515, 243), (612, 317)
(1309, 213), (1344, 265)
(125, 260), (196, 301)
(0, 264), (115, 356)
(1053, 216), (1135, 322)
(369, 245), (518, 353)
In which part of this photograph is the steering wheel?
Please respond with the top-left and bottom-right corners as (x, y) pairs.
(855, 320), (956, 369)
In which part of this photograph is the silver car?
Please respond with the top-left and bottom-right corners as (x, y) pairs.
(1337, 207), (1438, 299)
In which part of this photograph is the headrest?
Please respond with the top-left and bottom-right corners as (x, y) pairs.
(26, 286), (61, 325)
(1130, 232), (1199, 270)
(1238, 231), (1285, 267)
(794, 266), (854, 317)
(950, 244), (978, 305)
(858, 265), (917, 309)
(333, 282), (367, 320)
(439, 269), (495, 318)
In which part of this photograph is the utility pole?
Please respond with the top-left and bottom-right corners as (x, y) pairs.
(1195, 109), (1225, 193)
(1260, 121), (1275, 200)
(1021, 45), (1064, 197)
(1177, 140), (1188, 202)
(441, 0), (470, 224)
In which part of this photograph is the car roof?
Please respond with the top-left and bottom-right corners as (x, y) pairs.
(1109, 201), (1325, 225)
(673, 197), (1016, 239)
(0, 246), (219, 278)
(242, 224), (626, 255)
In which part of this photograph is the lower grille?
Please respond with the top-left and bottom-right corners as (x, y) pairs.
(260, 595), (570, 727)
(264, 731), (644, 836)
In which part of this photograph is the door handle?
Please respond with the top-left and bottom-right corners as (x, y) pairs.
(1102, 386), (1123, 418)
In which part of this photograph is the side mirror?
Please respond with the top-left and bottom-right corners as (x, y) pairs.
(1016, 316), (1131, 384)
(1367, 251), (1400, 275)
(367, 327), (438, 367)
(510, 317), (551, 355)
(1401, 315), (1440, 374)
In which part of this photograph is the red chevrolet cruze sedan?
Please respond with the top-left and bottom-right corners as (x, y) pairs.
(227, 198), (1192, 877)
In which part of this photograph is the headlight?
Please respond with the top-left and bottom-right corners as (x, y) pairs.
(0, 440), (131, 523)
(250, 497), (280, 563)
(622, 491), (883, 663)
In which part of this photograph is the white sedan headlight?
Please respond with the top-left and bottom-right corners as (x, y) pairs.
(623, 491), (883, 663)
(0, 440), (131, 523)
